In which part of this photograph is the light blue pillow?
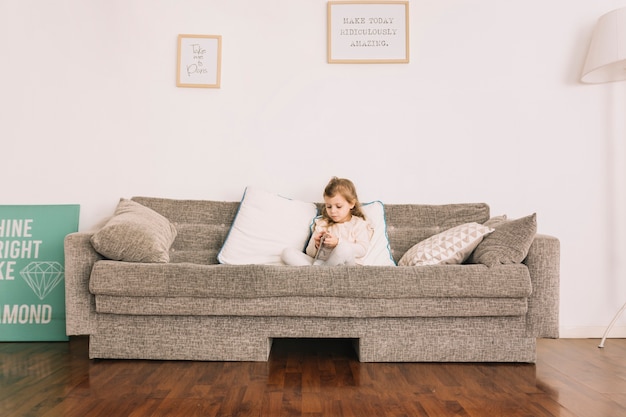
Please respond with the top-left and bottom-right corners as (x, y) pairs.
(360, 201), (396, 266)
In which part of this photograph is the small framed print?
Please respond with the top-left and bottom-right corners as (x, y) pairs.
(177, 34), (222, 88)
(327, 1), (409, 64)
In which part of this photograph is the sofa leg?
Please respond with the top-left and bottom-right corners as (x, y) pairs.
(267, 337), (274, 359)
(352, 339), (362, 361)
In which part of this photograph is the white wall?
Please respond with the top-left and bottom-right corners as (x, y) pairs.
(2, 0), (625, 338)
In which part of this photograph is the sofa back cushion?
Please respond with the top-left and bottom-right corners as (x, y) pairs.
(132, 197), (239, 264)
(131, 197), (490, 265)
(384, 203), (490, 263)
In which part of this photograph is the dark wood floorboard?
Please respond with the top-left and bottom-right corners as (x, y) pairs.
(1, 337), (625, 417)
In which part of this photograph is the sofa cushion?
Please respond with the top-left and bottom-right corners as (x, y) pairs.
(469, 213), (537, 266)
(130, 197), (240, 265)
(484, 215), (508, 227)
(217, 187), (318, 265)
(89, 261), (532, 299)
(384, 203), (490, 262)
(398, 222), (493, 266)
(94, 295), (529, 318)
(90, 199), (177, 263)
(360, 201), (396, 266)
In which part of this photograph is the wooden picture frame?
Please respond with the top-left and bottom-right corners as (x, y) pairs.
(327, 1), (409, 64)
(177, 34), (222, 88)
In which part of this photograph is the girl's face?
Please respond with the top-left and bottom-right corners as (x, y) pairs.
(324, 193), (354, 224)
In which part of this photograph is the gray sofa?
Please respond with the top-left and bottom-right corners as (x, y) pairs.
(64, 196), (559, 362)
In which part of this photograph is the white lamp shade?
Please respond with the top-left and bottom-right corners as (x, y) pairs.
(582, 7), (626, 84)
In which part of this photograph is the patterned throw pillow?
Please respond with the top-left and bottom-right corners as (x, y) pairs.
(398, 222), (494, 266)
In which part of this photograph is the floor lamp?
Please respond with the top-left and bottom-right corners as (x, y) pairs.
(581, 7), (626, 348)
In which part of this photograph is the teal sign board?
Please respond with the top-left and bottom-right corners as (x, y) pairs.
(0, 205), (79, 341)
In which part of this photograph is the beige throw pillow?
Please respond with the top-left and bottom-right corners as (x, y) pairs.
(91, 199), (177, 263)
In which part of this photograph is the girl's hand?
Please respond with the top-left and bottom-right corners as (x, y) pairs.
(322, 233), (338, 248)
(314, 232), (325, 249)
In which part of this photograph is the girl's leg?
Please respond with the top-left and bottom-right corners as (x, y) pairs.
(322, 243), (356, 266)
(281, 247), (314, 266)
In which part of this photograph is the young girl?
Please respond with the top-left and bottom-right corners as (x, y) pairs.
(282, 177), (372, 266)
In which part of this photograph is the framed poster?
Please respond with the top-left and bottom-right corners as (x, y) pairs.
(327, 1), (409, 64)
(0, 205), (79, 341)
(177, 34), (222, 88)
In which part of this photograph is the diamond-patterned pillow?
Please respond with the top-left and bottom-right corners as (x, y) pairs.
(398, 222), (494, 266)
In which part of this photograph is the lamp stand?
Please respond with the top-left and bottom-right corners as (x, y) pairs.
(598, 300), (626, 348)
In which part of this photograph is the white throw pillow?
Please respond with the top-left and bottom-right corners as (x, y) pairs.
(398, 222), (493, 266)
(361, 201), (395, 266)
(217, 187), (318, 265)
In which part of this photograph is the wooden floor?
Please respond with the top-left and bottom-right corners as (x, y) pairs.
(1, 337), (625, 417)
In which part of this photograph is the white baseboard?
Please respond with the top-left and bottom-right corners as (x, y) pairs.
(559, 325), (626, 338)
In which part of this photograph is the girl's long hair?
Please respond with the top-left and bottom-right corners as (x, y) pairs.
(321, 177), (366, 224)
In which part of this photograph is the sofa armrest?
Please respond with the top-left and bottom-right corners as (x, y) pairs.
(64, 232), (102, 335)
(523, 233), (560, 338)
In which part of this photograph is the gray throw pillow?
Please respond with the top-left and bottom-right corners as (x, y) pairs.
(468, 213), (537, 267)
(91, 199), (177, 263)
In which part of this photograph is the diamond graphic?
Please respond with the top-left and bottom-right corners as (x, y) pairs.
(19, 261), (65, 300)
